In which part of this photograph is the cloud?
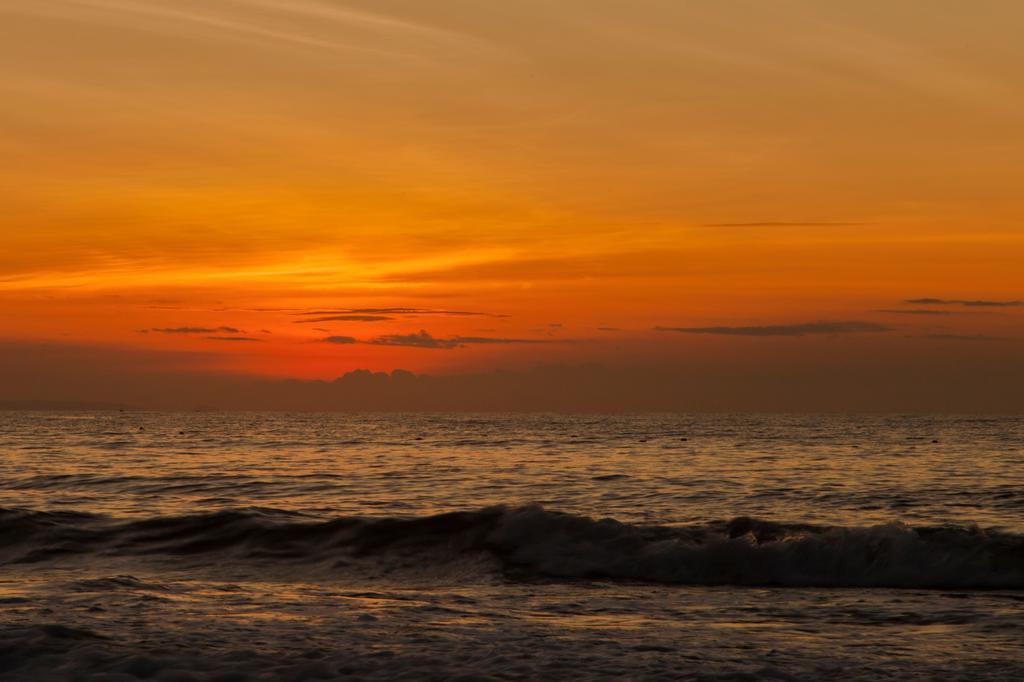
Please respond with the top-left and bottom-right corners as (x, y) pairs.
(703, 221), (867, 227)
(294, 308), (503, 319)
(368, 330), (461, 349)
(906, 298), (1022, 307)
(296, 315), (393, 323)
(362, 330), (563, 350)
(144, 326), (243, 334)
(378, 250), (692, 285)
(322, 336), (358, 344)
(597, 327), (623, 332)
(876, 309), (951, 316)
(656, 321), (891, 337)
(205, 336), (261, 342)
(29, 1), (480, 65)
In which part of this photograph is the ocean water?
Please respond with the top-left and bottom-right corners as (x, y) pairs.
(1, 412), (1023, 680)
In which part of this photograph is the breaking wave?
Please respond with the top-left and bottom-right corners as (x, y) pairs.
(2, 506), (1023, 589)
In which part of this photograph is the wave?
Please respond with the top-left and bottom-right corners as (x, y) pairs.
(2, 506), (1022, 589)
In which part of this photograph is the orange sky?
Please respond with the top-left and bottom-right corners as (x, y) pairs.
(1, 0), (1022, 404)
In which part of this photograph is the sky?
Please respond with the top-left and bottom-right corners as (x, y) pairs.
(1, 0), (1023, 410)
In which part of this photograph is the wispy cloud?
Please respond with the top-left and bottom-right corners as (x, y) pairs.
(205, 336), (261, 342)
(876, 309), (951, 316)
(329, 330), (566, 350)
(656, 321), (891, 337)
(703, 221), (867, 227)
(294, 308), (505, 324)
(295, 315), (394, 323)
(55, 0), (470, 63)
(143, 326), (242, 334)
(906, 298), (1022, 307)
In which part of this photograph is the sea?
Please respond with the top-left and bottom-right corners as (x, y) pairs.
(1, 412), (1022, 681)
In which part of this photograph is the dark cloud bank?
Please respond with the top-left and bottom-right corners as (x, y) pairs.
(906, 298), (1022, 308)
(2, 340), (1022, 413)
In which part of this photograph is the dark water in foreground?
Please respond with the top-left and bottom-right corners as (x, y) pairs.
(1, 413), (1023, 680)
